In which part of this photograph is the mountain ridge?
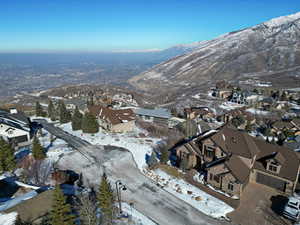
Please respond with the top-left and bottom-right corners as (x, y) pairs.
(129, 12), (300, 93)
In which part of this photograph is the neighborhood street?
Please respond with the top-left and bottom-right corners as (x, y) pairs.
(37, 119), (230, 225)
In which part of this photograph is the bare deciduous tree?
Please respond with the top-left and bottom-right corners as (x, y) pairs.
(75, 193), (98, 225)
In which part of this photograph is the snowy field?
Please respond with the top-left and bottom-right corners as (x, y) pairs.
(144, 169), (234, 219)
(0, 212), (17, 225)
(58, 123), (160, 171)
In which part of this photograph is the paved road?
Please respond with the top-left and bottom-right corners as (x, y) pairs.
(36, 119), (230, 225)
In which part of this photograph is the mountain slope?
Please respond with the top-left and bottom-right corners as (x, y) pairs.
(130, 12), (300, 92)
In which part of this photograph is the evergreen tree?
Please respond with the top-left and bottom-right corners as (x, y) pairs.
(15, 216), (33, 225)
(82, 112), (99, 134)
(48, 99), (56, 121)
(50, 185), (75, 225)
(160, 147), (169, 164)
(0, 137), (16, 173)
(245, 120), (253, 132)
(59, 101), (71, 124)
(277, 132), (286, 146)
(71, 106), (83, 131)
(97, 173), (114, 225)
(35, 101), (46, 117)
(32, 136), (46, 160)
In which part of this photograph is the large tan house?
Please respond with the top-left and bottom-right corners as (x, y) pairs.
(89, 105), (135, 133)
(176, 126), (300, 198)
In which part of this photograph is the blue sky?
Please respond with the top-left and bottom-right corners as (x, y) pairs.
(0, 0), (300, 52)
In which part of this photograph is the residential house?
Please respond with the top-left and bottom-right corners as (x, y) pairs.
(229, 90), (259, 105)
(218, 108), (255, 126)
(271, 118), (300, 135)
(259, 97), (275, 110)
(135, 108), (171, 126)
(176, 126), (300, 198)
(89, 105), (135, 133)
(0, 109), (33, 149)
(184, 107), (215, 121)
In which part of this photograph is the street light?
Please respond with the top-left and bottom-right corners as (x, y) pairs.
(115, 180), (127, 216)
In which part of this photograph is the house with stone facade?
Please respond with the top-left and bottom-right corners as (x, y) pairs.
(176, 126), (300, 198)
(89, 105), (136, 133)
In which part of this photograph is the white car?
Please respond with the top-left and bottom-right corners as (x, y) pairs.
(283, 196), (300, 222)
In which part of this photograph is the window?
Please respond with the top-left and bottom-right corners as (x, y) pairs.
(209, 173), (213, 180)
(214, 175), (220, 183)
(268, 164), (278, 173)
(228, 182), (234, 191)
(144, 115), (151, 121)
(204, 146), (215, 158)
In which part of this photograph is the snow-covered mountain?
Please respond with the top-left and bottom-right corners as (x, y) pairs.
(130, 12), (300, 92)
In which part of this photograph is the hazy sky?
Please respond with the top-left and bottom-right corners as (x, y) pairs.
(1, 0), (300, 52)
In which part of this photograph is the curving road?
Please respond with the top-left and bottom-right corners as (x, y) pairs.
(36, 119), (231, 225)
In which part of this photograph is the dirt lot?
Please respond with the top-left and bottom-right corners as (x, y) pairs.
(227, 183), (293, 225)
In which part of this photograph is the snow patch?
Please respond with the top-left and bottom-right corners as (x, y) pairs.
(0, 212), (18, 225)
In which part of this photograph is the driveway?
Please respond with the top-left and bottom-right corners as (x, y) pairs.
(227, 183), (292, 225)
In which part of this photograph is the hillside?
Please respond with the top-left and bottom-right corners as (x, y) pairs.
(130, 12), (300, 94)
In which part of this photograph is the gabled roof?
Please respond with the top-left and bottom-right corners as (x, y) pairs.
(0, 117), (29, 132)
(254, 139), (300, 181)
(210, 126), (259, 159)
(89, 105), (135, 125)
(204, 126), (300, 182)
(225, 155), (250, 183)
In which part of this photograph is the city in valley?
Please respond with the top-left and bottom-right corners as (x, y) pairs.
(0, 2), (300, 225)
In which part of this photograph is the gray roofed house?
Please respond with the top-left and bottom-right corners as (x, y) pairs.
(135, 108), (171, 125)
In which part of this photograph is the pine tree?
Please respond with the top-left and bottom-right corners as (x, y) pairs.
(15, 215), (33, 225)
(245, 120), (253, 133)
(71, 106), (83, 131)
(48, 99), (56, 121)
(97, 173), (114, 225)
(35, 101), (46, 117)
(50, 185), (75, 225)
(0, 137), (16, 173)
(32, 136), (46, 160)
(160, 147), (169, 164)
(59, 101), (71, 124)
(82, 112), (99, 134)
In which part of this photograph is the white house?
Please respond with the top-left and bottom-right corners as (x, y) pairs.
(0, 110), (32, 149)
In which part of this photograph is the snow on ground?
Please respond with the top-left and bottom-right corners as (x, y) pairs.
(246, 108), (270, 115)
(219, 102), (244, 111)
(121, 202), (158, 225)
(0, 212), (18, 225)
(39, 128), (74, 162)
(144, 169), (234, 219)
(58, 123), (160, 171)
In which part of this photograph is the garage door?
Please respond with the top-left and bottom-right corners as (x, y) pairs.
(256, 172), (286, 192)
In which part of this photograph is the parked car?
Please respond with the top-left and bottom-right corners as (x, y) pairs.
(283, 196), (300, 222)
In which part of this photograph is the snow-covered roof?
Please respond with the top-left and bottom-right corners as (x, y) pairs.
(135, 108), (171, 119)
